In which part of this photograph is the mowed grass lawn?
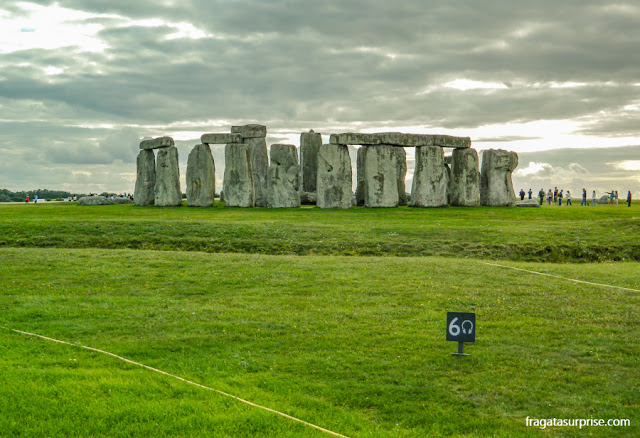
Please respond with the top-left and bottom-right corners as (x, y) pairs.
(1, 246), (639, 437)
(0, 201), (639, 261)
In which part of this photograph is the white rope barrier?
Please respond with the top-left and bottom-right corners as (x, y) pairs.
(5, 327), (350, 438)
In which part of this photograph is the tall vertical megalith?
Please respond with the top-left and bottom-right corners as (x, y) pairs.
(480, 149), (518, 206)
(392, 147), (408, 205)
(154, 146), (182, 207)
(186, 144), (215, 207)
(267, 144), (300, 208)
(134, 149), (156, 206)
(410, 146), (448, 207)
(300, 130), (322, 194)
(449, 148), (480, 206)
(223, 143), (254, 207)
(363, 145), (400, 208)
(316, 144), (353, 209)
(232, 124), (268, 207)
(355, 147), (366, 206)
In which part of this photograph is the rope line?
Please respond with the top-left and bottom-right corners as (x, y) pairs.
(482, 262), (640, 293)
(5, 327), (350, 438)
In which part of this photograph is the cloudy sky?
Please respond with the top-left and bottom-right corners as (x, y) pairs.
(1, 1), (639, 195)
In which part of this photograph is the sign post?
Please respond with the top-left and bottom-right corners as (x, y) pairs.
(446, 312), (475, 356)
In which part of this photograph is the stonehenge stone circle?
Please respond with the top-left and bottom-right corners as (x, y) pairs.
(480, 149), (518, 207)
(154, 146), (182, 207)
(223, 143), (255, 207)
(410, 146), (448, 207)
(449, 148), (480, 206)
(134, 149), (156, 206)
(300, 130), (322, 194)
(362, 145), (401, 208)
(267, 144), (300, 208)
(140, 136), (175, 150)
(186, 144), (216, 207)
(316, 144), (353, 209)
(233, 124), (268, 207)
(78, 196), (133, 206)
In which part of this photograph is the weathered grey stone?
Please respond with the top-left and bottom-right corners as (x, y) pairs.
(449, 148), (480, 206)
(186, 144), (215, 207)
(433, 135), (471, 148)
(231, 124), (267, 138)
(410, 146), (448, 207)
(598, 195), (610, 204)
(480, 149), (518, 207)
(392, 147), (408, 205)
(362, 145), (400, 208)
(330, 132), (471, 148)
(243, 136), (269, 207)
(134, 149), (156, 206)
(140, 136), (174, 150)
(355, 147), (366, 206)
(155, 146), (182, 207)
(317, 144), (353, 209)
(267, 144), (300, 208)
(516, 199), (540, 207)
(330, 132), (433, 147)
(300, 130), (322, 193)
(223, 143), (254, 207)
(200, 133), (243, 145)
(78, 196), (133, 206)
(300, 191), (317, 205)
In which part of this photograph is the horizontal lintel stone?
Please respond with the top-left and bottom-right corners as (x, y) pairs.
(201, 133), (243, 144)
(139, 136), (175, 150)
(231, 124), (267, 138)
(329, 132), (470, 148)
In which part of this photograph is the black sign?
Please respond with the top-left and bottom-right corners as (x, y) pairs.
(446, 312), (475, 343)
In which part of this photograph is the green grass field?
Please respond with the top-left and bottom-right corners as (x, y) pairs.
(0, 203), (638, 437)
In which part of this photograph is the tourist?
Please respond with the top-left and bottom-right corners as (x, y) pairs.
(528, 188), (532, 199)
(25, 195), (29, 203)
(566, 190), (572, 206)
(608, 190), (615, 206)
(554, 187), (558, 203)
(538, 188), (545, 206)
(581, 188), (587, 206)
(558, 190), (563, 206)
(547, 189), (553, 205)
(592, 190), (597, 206)
(627, 191), (632, 207)
(614, 191), (619, 206)
(34, 195), (38, 204)
(519, 189), (525, 200)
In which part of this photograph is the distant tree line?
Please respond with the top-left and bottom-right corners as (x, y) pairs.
(0, 188), (87, 202)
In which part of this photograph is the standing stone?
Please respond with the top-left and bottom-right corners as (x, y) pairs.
(186, 144), (215, 207)
(449, 148), (480, 206)
(300, 130), (322, 194)
(355, 147), (366, 206)
(392, 147), (408, 206)
(223, 143), (254, 207)
(232, 124), (268, 207)
(410, 146), (448, 207)
(154, 146), (182, 207)
(316, 144), (353, 209)
(267, 144), (300, 208)
(362, 145), (400, 208)
(134, 149), (156, 206)
(480, 149), (518, 206)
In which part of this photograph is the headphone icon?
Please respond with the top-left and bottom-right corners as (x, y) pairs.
(462, 320), (474, 334)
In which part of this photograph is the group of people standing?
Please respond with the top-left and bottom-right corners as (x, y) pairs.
(519, 188), (632, 207)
